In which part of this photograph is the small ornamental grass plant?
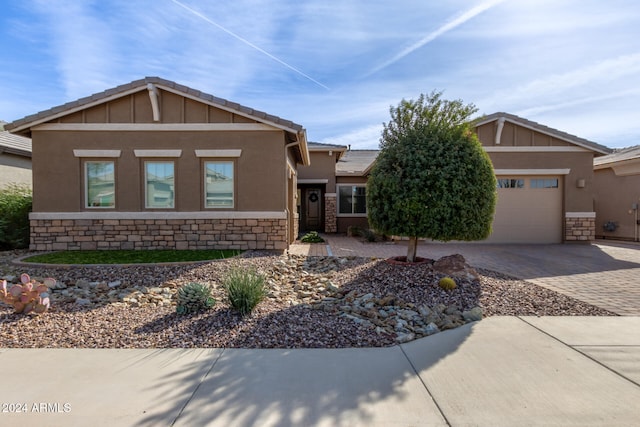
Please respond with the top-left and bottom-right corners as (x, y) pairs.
(223, 268), (266, 316)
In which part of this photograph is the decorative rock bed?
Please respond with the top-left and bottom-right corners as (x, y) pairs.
(0, 251), (615, 348)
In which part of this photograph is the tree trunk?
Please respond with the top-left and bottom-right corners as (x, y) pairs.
(407, 236), (418, 263)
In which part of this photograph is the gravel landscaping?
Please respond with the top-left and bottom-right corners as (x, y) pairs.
(0, 250), (615, 349)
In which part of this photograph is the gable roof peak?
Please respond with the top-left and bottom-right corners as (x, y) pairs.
(473, 112), (611, 155)
(5, 77), (305, 137)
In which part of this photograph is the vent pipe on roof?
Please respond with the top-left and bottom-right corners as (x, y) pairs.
(147, 83), (161, 122)
(495, 117), (505, 145)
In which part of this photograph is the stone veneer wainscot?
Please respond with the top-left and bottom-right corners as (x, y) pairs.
(30, 212), (288, 251)
(565, 212), (596, 242)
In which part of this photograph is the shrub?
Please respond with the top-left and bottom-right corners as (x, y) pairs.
(176, 282), (215, 314)
(0, 273), (54, 314)
(0, 184), (32, 249)
(347, 226), (362, 237)
(224, 268), (266, 315)
(301, 231), (324, 243)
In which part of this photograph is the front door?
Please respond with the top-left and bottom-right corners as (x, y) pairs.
(305, 188), (322, 231)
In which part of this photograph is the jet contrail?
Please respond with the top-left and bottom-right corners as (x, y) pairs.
(170, 0), (329, 90)
(366, 0), (507, 77)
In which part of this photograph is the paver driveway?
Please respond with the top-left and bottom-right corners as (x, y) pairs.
(289, 236), (640, 315)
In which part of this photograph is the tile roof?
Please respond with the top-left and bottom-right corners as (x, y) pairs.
(5, 77), (305, 135)
(336, 150), (379, 176)
(594, 145), (640, 167)
(308, 141), (348, 150)
(474, 112), (612, 155)
(0, 130), (31, 158)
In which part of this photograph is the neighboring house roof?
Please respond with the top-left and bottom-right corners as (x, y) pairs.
(0, 130), (32, 158)
(308, 141), (348, 160)
(594, 145), (640, 176)
(336, 150), (379, 176)
(4, 76), (309, 164)
(474, 112), (612, 155)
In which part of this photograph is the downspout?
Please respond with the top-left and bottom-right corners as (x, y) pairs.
(495, 117), (505, 145)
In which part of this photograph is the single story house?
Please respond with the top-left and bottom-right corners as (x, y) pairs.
(5, 78), (615, 249)
(4, 77), (309, 251)
(302, 113), (611, 244)
(0, 122), (32, 188)
(593, 146), (640, 241)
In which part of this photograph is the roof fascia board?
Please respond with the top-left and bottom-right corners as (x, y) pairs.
(31, 123), (280, 132)
(484, 146), (589, 153)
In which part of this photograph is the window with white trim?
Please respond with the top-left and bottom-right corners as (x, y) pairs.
(85, 161), (115, 208)
(145, 161), (175, 208)
(204, 161), (234, 208)
(338, 185), (367, 215)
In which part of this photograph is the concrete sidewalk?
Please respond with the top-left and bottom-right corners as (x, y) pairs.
(1, 316), (639, 426)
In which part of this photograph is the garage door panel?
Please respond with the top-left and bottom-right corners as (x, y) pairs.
(486, 176), (562, 244)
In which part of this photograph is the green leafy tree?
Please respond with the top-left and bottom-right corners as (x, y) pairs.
(367, 91), (496, 262)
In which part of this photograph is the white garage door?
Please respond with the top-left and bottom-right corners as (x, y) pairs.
(486, 176), (562, 244)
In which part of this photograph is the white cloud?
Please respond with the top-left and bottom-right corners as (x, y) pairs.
(365, 0), (508, 76)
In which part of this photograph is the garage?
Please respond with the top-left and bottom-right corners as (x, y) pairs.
(486, 175), (563, 243)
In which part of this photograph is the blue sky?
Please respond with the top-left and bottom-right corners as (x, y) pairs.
(1, 0), (639, 149)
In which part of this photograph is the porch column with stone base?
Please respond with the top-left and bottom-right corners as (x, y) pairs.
(324, 193), (337, 233)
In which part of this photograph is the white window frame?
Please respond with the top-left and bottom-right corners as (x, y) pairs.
(144, 161), (175, 209)
(204, 160), (235, 209)
(84, 161), (115, 209)
(337, 184), (367, 217)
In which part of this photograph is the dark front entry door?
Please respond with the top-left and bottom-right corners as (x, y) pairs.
(305, 188), (322, 231)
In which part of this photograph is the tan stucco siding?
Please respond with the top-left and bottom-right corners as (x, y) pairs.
(31, 130), (286, 213)
(298, 151), (338, 192)
(594, 168), (640, 240)
(0, 154), (32, 188)
(487, 151), (594, 212)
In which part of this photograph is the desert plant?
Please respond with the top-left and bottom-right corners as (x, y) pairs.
(438, 277), (457, 291)
(224, 268), (266, 316)
(176, 282), (215, 314)
(0, 273), (54, 314)
(0, 184), (32, 249)
(300, 231), (324, 243)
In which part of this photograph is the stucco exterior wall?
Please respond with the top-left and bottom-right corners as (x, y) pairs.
(594, 168), (640, 241)
(31, 130), (286, 213)
(0, 154), (31, 188)
(298, 151), (338, 192)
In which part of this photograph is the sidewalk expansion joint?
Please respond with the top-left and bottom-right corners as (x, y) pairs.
(170, 348), (226, 426)
(517, 317), (640, 389)
(398, 343), (452, 427)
